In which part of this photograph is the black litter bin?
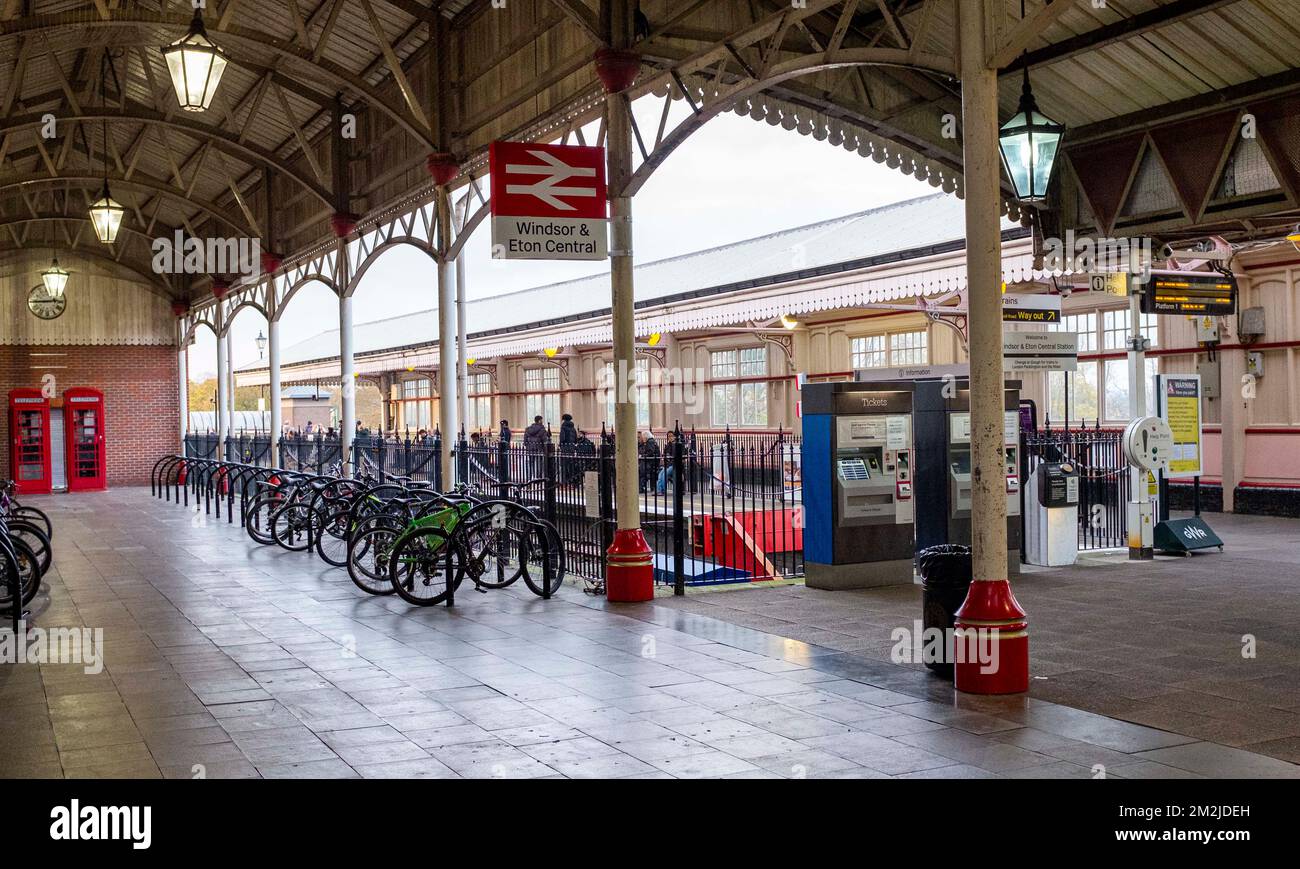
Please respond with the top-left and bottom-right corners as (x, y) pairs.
(917, 544), (973, 678)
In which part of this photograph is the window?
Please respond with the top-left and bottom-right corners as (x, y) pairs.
(524, 368), (561, 425)
(710, 348), (768, 427)
(604, 359), (650, 428)
(1047, 362), (1099, 424)
(401, 378), (430, 399)
(466, 373), (493, 434)
(1047, 310), (1161, 423)
(1101, 308), (1158, 350)
(889, 330), (928, 365)
(400, 378), (432, 432)
(851, 330), (928, 369)
(1048, 313), (1098, 352)
(851, 335), (886, 369)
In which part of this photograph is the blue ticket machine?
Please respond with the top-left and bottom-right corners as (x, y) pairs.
(803, 382), (916, 589)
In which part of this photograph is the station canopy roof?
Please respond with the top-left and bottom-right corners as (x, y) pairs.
(3, 1), (1298, 306)
(240, 193), (1022, 372)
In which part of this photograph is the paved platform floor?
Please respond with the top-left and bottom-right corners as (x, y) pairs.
(2, 488), (1297, 779)
(653, 511), (1300, 765)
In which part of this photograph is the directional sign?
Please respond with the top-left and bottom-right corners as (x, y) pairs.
(1002, 293), (1061, 323)
(490, 141), (608, 261)
(1003, 331), (1078, 372)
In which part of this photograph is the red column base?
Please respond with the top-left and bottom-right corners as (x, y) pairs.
(606, 529), (654, 602)
(953, 579), (1029, 695)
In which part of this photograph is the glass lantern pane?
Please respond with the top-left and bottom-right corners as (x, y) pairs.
(1032, 130), (1062, 200)
(1000, 128), (1033, 200)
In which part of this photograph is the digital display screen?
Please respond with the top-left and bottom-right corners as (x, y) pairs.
(1140, 271), (1237, 316)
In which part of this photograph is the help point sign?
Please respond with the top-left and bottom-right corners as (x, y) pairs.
(490, 141), (608, 260)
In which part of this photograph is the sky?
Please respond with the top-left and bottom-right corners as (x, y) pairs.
(190, 99), (936, 380)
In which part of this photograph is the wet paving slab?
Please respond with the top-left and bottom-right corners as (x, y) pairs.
(3, 488), (1297, 779)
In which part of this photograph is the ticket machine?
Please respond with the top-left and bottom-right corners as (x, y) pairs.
(8, 389), (52, 495)
(912, 379), (1022, 570)
(803, 382), (915, 588)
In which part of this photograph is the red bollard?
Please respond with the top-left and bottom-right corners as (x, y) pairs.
(953, 579), (1029, 695)
(606, 528), (654, 602)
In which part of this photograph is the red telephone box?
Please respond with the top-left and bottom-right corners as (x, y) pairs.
(8, 389), (52, 495)
(64, 388), (107, 492)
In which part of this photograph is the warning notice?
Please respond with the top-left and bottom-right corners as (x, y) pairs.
(1160, 374), (1203, 478)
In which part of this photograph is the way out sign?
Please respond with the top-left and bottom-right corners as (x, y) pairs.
(490, 141), (608, 260)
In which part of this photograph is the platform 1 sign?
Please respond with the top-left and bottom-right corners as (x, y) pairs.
(490, 141), (608, 261)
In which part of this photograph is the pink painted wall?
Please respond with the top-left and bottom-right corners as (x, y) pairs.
(1242, 431), (1300, 484)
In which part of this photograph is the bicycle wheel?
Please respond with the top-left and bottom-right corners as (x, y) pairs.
(0, 537), (43, 606)
(7, 521), (51, 577)
(272, 503), (315, 551)
(13, 506), (52, 540)
(454, 512), (528, 590)
(347, 521), (400, 595)
(245, 494), (279, 545)
(314, 507), (352, 567)
(521, 517), (567, 598)
(389, 526), (462, 607)
(0, 543), (22, 616)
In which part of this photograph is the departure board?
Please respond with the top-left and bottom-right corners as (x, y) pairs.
(1139, 270), (1237, 316)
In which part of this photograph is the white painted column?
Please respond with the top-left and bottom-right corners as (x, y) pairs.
(456, 246), (470, 436)
(178, 322), (189, 449)
(958, 0), (1008, 584)
(1126, 287), (1154, 557)
(436, 188), (458, 486)
(339, 292), (355, 475)
(268, 315), (282, 463)
(215, 307), (228, 457)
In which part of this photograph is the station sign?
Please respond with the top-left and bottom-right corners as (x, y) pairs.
(1002, 293), (1061, 323)
(1156, 374), (1203, 478)
(490, 141), (608, 261)
(1087, 273), (1129, 296)
(1139, 270), (1237, 316)
(1002, 331), (1078, 372)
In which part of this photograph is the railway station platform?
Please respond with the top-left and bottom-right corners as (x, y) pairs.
(4, 488), (1297, 780)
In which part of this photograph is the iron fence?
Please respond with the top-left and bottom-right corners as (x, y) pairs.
(1022, 424), (1130, 550)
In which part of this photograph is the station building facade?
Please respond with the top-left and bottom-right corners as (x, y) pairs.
(235, 194), (1300, 515)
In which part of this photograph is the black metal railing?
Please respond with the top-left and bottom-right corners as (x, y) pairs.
(1023, 424), (1129, 550)
(182, 427), (805, 589)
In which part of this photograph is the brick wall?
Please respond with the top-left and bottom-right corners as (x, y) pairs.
(1, 344), (179, 488)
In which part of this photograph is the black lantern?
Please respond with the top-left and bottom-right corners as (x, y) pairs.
(161, 9), (229, 112)
(998, 65), (1065, 204)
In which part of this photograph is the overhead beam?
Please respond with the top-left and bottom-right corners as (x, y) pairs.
(0, 9), (438, 149)
(986, 0), (1076, 70)
(0, 106), (334, 205)
(547, 0), (603, 44)
(0, 173), (256, 235)
(1000, 0), (1242, 73)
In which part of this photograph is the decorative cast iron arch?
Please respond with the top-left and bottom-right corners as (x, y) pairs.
(622, 48), (960, 199)
(275, 274), (341, 323)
